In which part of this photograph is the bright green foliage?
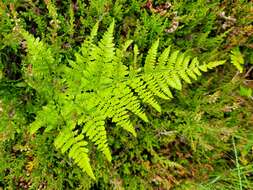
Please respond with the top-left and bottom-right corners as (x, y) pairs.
(21, 30), (57, 99)
(24, 21), (225, 179)
(230, 47), (245, 73)
(54, 128), (95, 179)
(239, 86), (252, 98)
(1, 0), (253, 189)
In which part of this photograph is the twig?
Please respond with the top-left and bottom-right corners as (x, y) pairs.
(231, 71), (241, 83)
(232, 136), (243, 190)
(245, 65), (253, 78)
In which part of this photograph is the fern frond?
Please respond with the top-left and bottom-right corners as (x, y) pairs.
(21, 30), (57, 101)
(128, 77), (161, 112)
(108, 83), (148, 134)
(81, 114), (112, 162)
(144, 39), (159, 72)
(122, 40), (133, 52)
(139, 40), (226, 110)
(22, 31), (54, 77)
(143, 74), (170, 100)
(54, 127), (95, 179)
(230, 48), (244, 73)
(98, 20), (115, 63)
(158, 46), (171, 66)
(89, 21), (99, 41)
(80, 21), (99, 63)
(178, 54), (192, 84)
(27, 21), (226, 180)
(167, 50), (180, 70)
(30, 103), (59, 134)
(206, 60), (226, 69)
(187, 57), (200, 80)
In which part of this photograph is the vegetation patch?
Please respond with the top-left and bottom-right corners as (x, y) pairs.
(0, 0), (252, 189)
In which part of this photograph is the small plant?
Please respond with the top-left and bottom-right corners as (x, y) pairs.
(22, 21), (225, 179)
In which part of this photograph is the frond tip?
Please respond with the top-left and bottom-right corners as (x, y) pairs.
(54, 128), (95, 179)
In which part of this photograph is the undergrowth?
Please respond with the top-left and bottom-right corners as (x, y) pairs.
(0, 0), (252, 189)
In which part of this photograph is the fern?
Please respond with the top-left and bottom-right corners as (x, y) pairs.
(230, 47), (244, 73)
(24, 21), (225, 179)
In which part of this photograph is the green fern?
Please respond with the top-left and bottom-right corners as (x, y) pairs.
(230, 47), (244, 73)
(24, 21), (225, 179)
(21, 30), (56, 98)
